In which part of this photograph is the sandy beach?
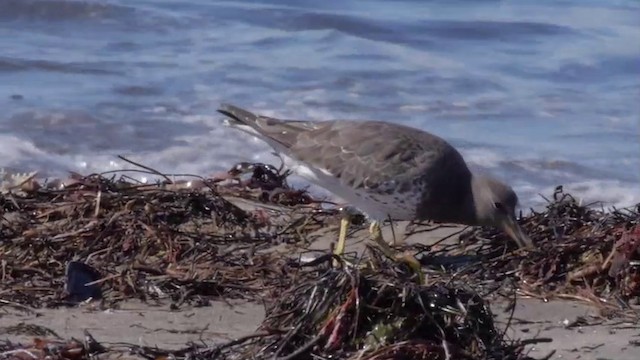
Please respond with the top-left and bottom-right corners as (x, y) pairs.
(3, 218), (638, 359)
(4, 298), (638, 359)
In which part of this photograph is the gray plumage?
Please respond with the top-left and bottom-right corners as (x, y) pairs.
(218, 103), (533, 249)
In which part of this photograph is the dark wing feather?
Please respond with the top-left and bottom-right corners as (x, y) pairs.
(290, 121), (470, 195)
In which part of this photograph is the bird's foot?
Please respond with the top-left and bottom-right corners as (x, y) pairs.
(369, 221), (424, 284)
(369, 221), (395, 258)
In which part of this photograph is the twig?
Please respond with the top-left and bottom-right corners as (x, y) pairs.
(116, 155), (173, 184)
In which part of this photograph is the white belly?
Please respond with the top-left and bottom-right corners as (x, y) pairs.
(281, 154), (417, 221)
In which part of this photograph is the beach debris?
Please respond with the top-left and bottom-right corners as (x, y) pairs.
(0, 337), (86, 360)
(0, 161), (638, 359)
(0, 164), (324, 308)
(445, 187), (640, 315)
(246, 253), (527, 360)
(64, 261), (102, 304)
(0, 169), (39, 195)
(0, 330), (109, 360)
(1, 165), (638, 310)
(227, 161), (289, 189)
(608, 226), (640, 299)
(217, 161), (316, 206)
(103, 251), (537, 360)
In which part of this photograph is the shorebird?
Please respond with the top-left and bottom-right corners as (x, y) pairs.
(218, 104), (533, 256)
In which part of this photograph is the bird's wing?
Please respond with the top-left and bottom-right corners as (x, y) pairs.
(218, 104), (466, 194)
(289, 120), (466, 194)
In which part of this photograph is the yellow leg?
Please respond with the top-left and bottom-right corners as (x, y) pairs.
(370, 221), (425, 285)
(334, 214), (350, 257)
(369, 221), (395, 258)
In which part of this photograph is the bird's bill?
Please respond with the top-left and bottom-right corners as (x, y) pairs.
(501, 215), (534, 249)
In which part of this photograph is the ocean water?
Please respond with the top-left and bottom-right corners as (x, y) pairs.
(0, 0), (638, 211)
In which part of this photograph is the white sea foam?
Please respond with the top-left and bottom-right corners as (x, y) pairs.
(0, 134), (75, 175)
(522, 180), (640, 212)
(459, 148), (504, 169)
(555, 180), (640, 209)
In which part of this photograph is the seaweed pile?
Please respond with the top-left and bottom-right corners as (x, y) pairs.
(1, 253), (538, 360)
(416, 187), (640, 315)
(0, 160), (330, 308)
(142, 252), (536, 360)
(1, 161), (639, 359)
(232, 255), (533, 360)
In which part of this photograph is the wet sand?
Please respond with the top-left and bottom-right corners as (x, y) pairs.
(2, 222), (638, 359)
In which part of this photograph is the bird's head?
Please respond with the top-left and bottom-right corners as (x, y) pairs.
(471, 175), (533, 249)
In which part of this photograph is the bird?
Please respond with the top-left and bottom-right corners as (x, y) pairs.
(218, 103), (533, 257)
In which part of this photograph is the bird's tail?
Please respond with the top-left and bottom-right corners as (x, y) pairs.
(217, 103), (301, 151)
(217, 103), (260, 129)
(218, 103), (287, 149)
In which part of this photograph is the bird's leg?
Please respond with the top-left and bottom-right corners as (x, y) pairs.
(369, 220), (425, 284)
(334, 205), (360, 259)
(387, 215), (397, 246)
(369, 221), (395, 258)
(334, 212), (351, 257)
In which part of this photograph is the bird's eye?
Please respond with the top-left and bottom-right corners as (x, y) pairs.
(494, 202), (504, 211)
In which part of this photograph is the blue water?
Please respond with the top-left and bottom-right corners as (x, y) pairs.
(0, 0), (638, 210)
